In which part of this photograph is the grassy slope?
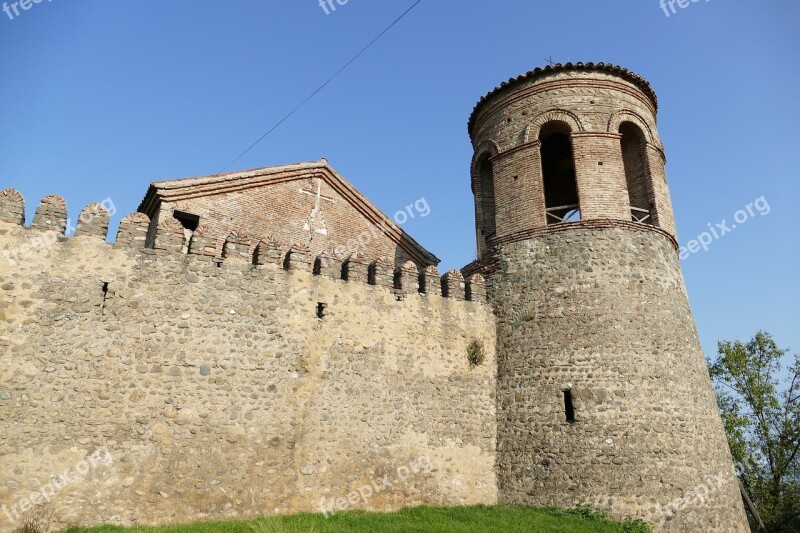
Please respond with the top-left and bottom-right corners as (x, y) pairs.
(63, 505), (651, 533)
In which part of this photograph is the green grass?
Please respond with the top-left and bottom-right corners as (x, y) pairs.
(62, 505), (651, 533)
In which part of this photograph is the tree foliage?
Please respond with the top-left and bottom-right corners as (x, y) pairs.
(709, 331), (800, 532)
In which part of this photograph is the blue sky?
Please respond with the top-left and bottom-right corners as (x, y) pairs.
(1, 0), (797, 361)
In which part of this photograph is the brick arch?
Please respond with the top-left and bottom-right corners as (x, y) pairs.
(159, 213), (185, 232)
(607, 110), (656, 144)
(32, 194), (68, 233)
(470, 140), (500, 176)
(223, 231), (255, 262)
(38, 194), (67, 210)
(523, 109), (585, 143)
(0, 188), (24, 201)
(471, 140), (500, 258)
(153, 214), (185, 253)
(115, 212), (150, 247)
(0, 188), (25, 225)
(75, 202), (111, 239)
(186, 220), (217, 257)
(470, 139), (500, 199)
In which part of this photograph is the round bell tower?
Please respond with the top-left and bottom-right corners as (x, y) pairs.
(469, 62), (749, 531)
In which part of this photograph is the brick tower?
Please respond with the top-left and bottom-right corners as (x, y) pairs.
(468, 63), (749, 531)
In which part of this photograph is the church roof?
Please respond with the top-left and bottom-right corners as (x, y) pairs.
(138, 160), (440, 266)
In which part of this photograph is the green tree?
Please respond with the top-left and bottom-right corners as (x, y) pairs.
(709, 331), (800, 532)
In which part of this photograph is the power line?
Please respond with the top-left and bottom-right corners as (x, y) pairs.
(217, 0), (423, 175)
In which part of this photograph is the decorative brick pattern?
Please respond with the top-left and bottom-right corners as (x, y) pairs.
(222, 232), (254, 264)
(32, 194), (67, 234)
(343, 253), (369, 284)
(254, 238), (284, 267)
(465, 274), (487, 303)
(286, 244), (312, 272)
(420, 265), (441, 297)
(153, 215), (184, 253)
(187, 225), (219, 257)
(441, 269), (466, 300)
(75, 202), (110, 239)
(115, 213), (150, 248)
(369, 257), (394, 288)
(0, 188), (25, 226)
(395, 261), (419, 296)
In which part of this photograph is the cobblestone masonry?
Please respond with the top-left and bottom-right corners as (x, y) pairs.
(491, 229), (748, 532)
(0, 209), (496, 530)
(470, 63), (749, 531)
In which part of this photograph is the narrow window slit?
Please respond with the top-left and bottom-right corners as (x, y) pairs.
(478, 155), (496, 241)
(563, 389), (575, 423)
(100, 282), (110, 314)
(316, 302), (328, 319)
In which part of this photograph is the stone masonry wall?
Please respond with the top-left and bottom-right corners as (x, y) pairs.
(0, 199), (497, 531)
(492, 226), (749, 532)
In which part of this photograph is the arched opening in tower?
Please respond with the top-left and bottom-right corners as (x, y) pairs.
(540, 122), (580, 224)
(620, 121), (655, 225)
(477, 155), (497, 242)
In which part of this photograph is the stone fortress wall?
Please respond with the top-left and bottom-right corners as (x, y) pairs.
(0, 62), (755, 533)
(0, 190), (497, 530)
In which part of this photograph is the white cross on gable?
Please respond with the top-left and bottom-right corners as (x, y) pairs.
(299, 177), (331, 237)
(298, 178), (336, 204)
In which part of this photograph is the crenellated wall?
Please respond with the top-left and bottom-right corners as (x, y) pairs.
(0, 190), (497, 530)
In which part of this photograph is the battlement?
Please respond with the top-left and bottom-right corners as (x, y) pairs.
(0, 188), (486, 303)
(0, 187), (497, 530)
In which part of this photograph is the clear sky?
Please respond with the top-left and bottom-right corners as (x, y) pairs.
(1, 0), (797, 361)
